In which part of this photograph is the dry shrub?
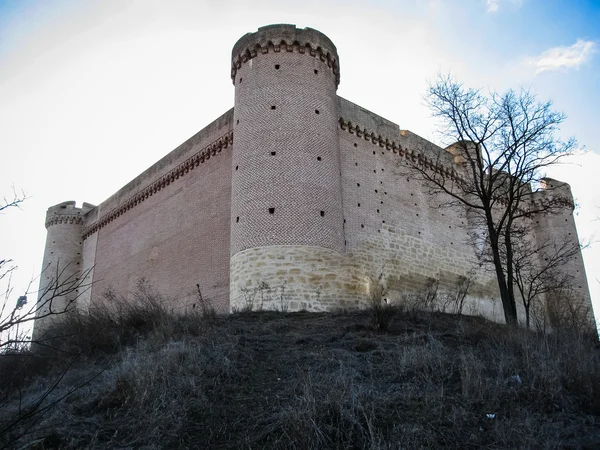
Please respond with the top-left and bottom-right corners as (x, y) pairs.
(1, 298), (599, 449)
(402, 276), (440, 313)
(367, 274), (396, 331)
(546, 289), (597, 337)
(37, 279), (214, 358)
(196, 283), (217, 320)
(0, 281), (218, 447)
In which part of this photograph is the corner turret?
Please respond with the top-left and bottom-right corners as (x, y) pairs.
(444, 140), (480, 166)
(531, 178), (595, 330)
(229, 25), (346, 311)
(33, 201), (93, 338)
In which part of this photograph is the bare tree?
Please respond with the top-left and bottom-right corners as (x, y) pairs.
(0, 188), (27, 214)
(512, 231), (583, 329)
(0, 190), (91, 351)
(409, 74), (577, 326)
(1, 263), (93, 352)
(0, 193), (97, 448)
(0, 188), (28, 324)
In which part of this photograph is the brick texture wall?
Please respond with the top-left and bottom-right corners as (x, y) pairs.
(230, 25), (344, 255)
(338, 97), (505, 321)
(33, 202), (86, 338)
(83, 112), (234, 313)
(532, 180), (594, 327)
(35, 25), (593, 329)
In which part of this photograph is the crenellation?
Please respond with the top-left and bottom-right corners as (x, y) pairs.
(33, 24), (594, 337)
(33, 201), (91, 339)
(231, 25), (340, 86)
(339, 116), (465, 184)
(82, 130), (233, 239)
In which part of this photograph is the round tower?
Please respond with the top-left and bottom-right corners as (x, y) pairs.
(230, 25), (346, 311)
(33, 201), (85, 337)
(531, 178), (595, 330)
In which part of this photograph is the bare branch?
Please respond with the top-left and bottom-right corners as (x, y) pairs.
(407, 74), (582, 327)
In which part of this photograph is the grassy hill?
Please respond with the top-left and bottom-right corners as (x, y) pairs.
(1, 295), (599, 449)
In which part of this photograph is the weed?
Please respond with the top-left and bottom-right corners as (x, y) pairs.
(1, 292), (599, 449)
(195, 283), (216, 320)
(367, 274), (396, 331)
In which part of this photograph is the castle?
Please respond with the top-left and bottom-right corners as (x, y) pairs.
(34, 25), (593, 333)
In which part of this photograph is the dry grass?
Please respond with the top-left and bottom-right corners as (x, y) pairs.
(0, 296), (599, 449)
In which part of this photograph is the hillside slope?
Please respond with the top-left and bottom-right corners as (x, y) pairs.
(1, 305), (599, 449)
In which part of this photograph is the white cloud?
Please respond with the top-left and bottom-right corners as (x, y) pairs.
(529, 39), (596, 74)
(486, 0), (523, 13)
(487, 0), (499, 12)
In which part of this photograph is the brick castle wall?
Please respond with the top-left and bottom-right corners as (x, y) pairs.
(33, 201), (91, 338)
(34, 24), (593, 331)
(230, 25), (344, 254)
(338, 98), (503, 321)
(229, 25), (346, 311)
(79, 111), (234, 313)
(531, 180), (594, 326)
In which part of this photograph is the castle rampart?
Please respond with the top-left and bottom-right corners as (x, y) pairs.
(33, 24), (594, 333)
(33, 201), (93, 338)
(230, 25), (347, 311)
(531, 179), (593, 325)
(75, 110), (235, 314)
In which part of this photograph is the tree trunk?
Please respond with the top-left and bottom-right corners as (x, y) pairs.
(504, 228), (519, 323)
(488, 225), (518, 326)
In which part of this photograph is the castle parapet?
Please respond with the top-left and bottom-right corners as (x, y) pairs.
(231, 24), (340, 86)
(33, 201), (91, 338)
(229, 25), (347, 312)
(532, 177), (575, 210)
(530, 178), (594, 330)
(444, 140), (480, 166)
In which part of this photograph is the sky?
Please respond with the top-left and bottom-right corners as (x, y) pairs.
(0, 0), (599, 326)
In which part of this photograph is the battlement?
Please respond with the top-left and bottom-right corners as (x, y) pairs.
(444, 141), (480, 166)
(33, 24), (593, 334)
(338, 116), (463, 182)
(231, 24), (340, 86)
(532, 177), (575, 210)
(44, 201), (95, 228)
(81, 130), (233, 239)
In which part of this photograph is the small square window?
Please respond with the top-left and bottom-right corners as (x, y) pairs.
(269, 208), (275, 214)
